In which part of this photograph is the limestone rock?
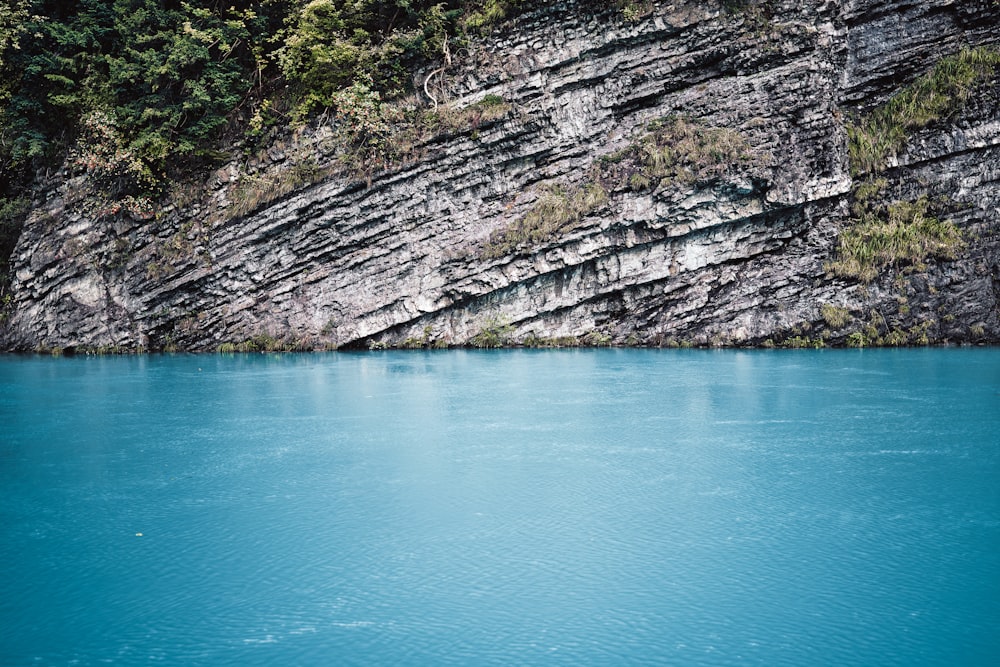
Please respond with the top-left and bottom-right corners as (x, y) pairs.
(2, 0), (998, 351)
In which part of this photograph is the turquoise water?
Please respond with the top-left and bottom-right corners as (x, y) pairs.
(1, 349), (998, 666)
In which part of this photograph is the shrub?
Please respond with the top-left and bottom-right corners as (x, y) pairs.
(417, 94), (510, 136)
(462, 0), (528, 33)
(522, 333), (585, 348)
(217, 334), (306, 353)
(68, 111), (158, 217)
(229, 156), (330, 219)
(615, 1), (654, 22)
(910, 321), (932, 346)
(783, 335), (823, 349)
(469, 315), (513, 348)
(882, 328), (908, 346)
(1, 0), (268, 203)
(852, 178), (888, 212)
(846, 331), (867, 348)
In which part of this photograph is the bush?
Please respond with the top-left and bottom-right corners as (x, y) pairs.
(469, 315), (513, 348)
(2, 1), (268, 196)
(846, 331), (867, 348)
(68, 111), (157, 214)
(462, 0), (528, 33)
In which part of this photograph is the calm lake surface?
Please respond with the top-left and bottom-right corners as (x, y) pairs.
(1, 349), (998, 666)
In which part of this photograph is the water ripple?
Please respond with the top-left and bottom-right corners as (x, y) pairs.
(1, 350), (998, 665)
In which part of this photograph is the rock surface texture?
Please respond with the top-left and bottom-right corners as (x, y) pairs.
(3, 0), (999, 351)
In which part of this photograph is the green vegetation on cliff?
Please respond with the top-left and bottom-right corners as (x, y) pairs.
(0, 1), (543, 201)
(0, 0), (750, 204)
(0, 0), (552, 312)
(847, 46), (1000, 176)
(484, 115), (753, 258)
(0, 0), (779, 230)
(832, 47), (995, 285)
(2, 1), (266, 188)
(828, 195), (964, 283)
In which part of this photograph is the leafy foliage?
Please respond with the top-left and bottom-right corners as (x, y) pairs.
(469, 315), (514, 348)
(1, 0), (274, 198)
(273, 1), (534, 120)
(461, 0), (527, 32)
(819, 303), (851, 329)
(0, 0), (540, 200)
(68, 110), (156, 217)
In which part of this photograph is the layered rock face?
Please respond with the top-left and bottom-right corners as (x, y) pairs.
(3, 0), (999, 351)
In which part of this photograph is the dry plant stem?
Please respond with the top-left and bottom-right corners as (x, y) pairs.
(424, 36), (453, 111)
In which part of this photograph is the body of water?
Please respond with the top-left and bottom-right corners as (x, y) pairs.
(1, 349), (998, 665)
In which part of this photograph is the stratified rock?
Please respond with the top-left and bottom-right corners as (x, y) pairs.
(2, 0), (998, 351)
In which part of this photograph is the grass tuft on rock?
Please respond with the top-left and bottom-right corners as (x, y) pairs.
(484, 115), (752, 258)
(848, 46), (1000, 175)
(828, 196), (964, 283)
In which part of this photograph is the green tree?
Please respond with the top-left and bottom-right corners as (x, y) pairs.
(275, 0), (470, 120)
(0, 0), (280, 193)
(0, 0), (540, 199)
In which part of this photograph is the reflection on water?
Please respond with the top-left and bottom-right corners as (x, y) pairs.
(1, 349), (998, 665)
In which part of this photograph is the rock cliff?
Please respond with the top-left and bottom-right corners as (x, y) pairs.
(3, 0), (999, 352)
